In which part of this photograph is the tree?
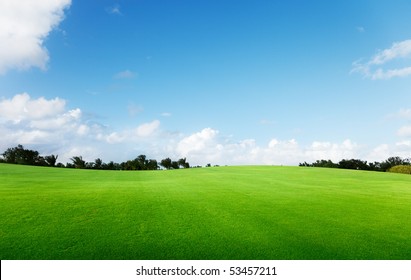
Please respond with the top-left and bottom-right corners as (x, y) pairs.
(104, 161), (120, 170)
(2, 145), (21, 163)
(338, 159), (369, 170)
(380, 156), (409, 171)
(160, 157), (172, 170)
(136, 155), (148, 170)
(94, 158), (103, 169)
(70, 156), (86, 169)
(146, 159), (159, 170)
(45, 155), (58, 167)
(2, 145), (42, 165)
(178, 158), (190, 168)
(311, 159), (338, 168)
(171, 161), (180, 169)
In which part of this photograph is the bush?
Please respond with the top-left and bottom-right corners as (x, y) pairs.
(388, 165), (411, 175)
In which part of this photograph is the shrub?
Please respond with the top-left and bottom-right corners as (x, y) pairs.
(388, 165), (411, 175)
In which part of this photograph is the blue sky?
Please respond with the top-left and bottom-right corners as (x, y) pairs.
(1, 0), (411, 165)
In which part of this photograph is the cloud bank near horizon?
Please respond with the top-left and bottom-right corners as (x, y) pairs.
(1, 93), (410, 166)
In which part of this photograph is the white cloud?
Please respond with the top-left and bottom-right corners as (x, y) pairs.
(398, 108), (411, 119)
(106, 132), (125, 144)
(177, 128), (218, 156)
(371, 40), (411, 65)
(351, 39), (411, 80)
(0, 93), (98, 163)
(398, 125), (411, 137)
(367, 142), (411, 162)
(0, 93), (66, 122)
(367, 144), (391, 162)
(175, 129), (363, 166)
(1, 93), (410, 166)
(304, 139), (359, 162)
(0, 0), (71, 74)
(371, 67), (411, 80)
(30, 109), (81, 130)
(135, 120), (160, 137)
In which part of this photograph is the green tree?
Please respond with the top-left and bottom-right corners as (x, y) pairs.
(94, 158), (103, 169)
(45, 155), (58, 167)
(178, 157), (190, 168)
(160, 157), (172, 170)
(70, 156), (86, 169)
(2, 145), (42, 165)
(146, 159), (159, 170)
(171, 161), (180, 169)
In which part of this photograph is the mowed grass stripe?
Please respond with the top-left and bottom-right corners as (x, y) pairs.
(0, 164), (410, 259)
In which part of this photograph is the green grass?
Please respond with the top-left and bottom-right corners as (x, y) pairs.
(1, 163), (410, 260)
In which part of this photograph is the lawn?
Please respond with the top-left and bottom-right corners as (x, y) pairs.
(0, 163), (410, 259)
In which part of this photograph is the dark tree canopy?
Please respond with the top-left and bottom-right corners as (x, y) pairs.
(300, 156), (411, 172)
(2, 145), (43, 166)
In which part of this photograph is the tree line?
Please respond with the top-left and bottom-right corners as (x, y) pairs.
(0, 145), (193, 170)
(299, 157), (411, 172)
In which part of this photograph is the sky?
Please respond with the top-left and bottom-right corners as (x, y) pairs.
(1, 0), (411, 166)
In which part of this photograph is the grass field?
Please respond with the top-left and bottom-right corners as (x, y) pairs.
(0, 163), (410, 260)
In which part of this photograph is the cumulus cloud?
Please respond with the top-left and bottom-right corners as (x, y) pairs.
(398, 108), (411, 119)
(135, 120), (160, 137)
(174, 128), (364, 166)
(351, 39), (411, 80)
(177, 128), (218, 155)
(305, 139), (359, 162)
(0, 93), (166, 163)
(0, 0), (71, 74)
(1, 93), (409, 166)
(0, 94), (86, 149)
(0, 93), (66, 122)
(367, 142), (411, 162)
(398, 125), (411, 137)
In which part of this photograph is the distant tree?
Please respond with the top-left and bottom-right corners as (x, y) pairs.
(94, 158), (103, 169)
(70, 156), (86, 169)
(178, 158), (190, 168)
(338, 159), (369, 170)
(380, 156), (409, 171)
(2, 145), (21, 163)
(136, 155), (148, 170)
(206, 163), (211, 167)
(45, 155), (58, 167)
(171, 161), (180, 169)
(146, 159), (159, 170)
(368, 161), (383, 172)
(160, 157), (172, 170)
(2, 145), (43, 165)
(105, 161), (120, 170)
(312, 159), (338, 168)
